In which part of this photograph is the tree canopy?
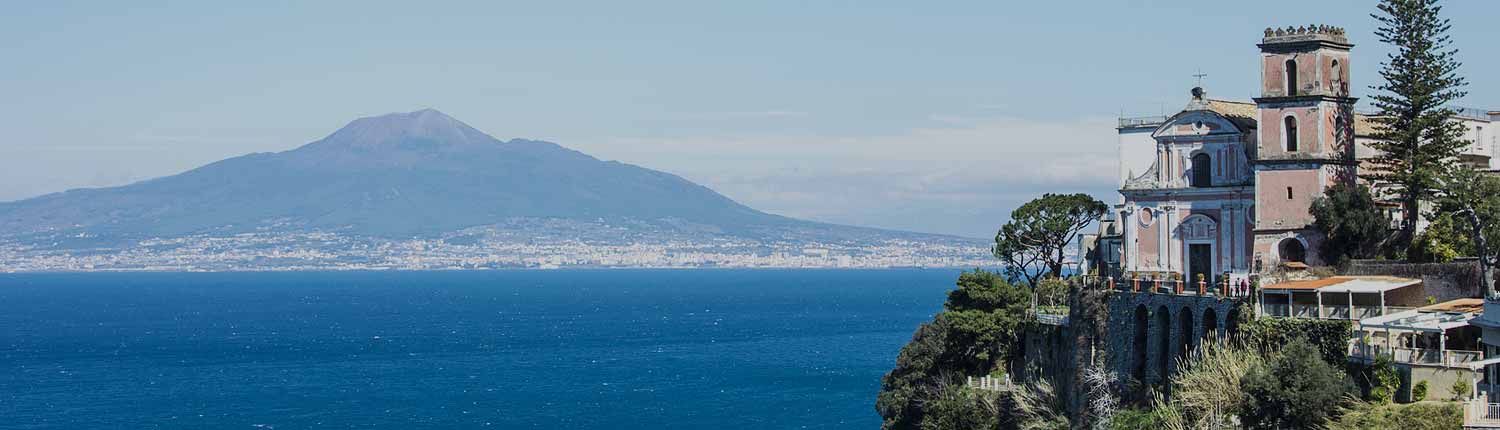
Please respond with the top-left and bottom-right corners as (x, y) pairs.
(1361, 0), (1469, 253)
(993, 193), (1106, 287)
(1310, 182), (1389, 263)
(1239, 338), (1355, 429)
(877, 269), (1032, 430)
(1437, 168), (1500, 297)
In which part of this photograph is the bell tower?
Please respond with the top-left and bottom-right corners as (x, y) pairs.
(1251, 25), (1357, 269)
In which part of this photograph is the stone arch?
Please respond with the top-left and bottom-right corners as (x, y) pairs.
(1155, 305), (1171, 385)
(1133, 305), (1149, 382)
(1202, 307), (1219, 342)
(1225, 308), (1240, 339)
(1279, 237), (1307, 264)
(1178, 306), (1195, 363)
(1283, 114), (1300, 152)
(1285, 58), (1298, 96)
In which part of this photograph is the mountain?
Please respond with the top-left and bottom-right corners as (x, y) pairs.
(0, 109), (946, 245)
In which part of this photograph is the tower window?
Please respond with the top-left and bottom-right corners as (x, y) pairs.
(1286, 187), (1294, 200)
(1331, 59), (1341, 90)
(1284, 116), (1299, 152)
(1285, 59), (1298, 96)
(1191, 153), (1211, 187)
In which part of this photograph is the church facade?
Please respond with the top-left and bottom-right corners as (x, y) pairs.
(1103, 26), (1358, 286)
(1083, 25), (1499, 284)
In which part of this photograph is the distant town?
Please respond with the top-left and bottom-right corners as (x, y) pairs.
(0, 231), (994, 272)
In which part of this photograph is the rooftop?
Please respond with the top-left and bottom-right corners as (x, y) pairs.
(1261, 25), (1349, 45)
(1361, 299), (1482, 333)
(1262, 275), (1421, 293)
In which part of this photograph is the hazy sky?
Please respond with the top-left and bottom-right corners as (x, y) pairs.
(3, 1), (1498, 238)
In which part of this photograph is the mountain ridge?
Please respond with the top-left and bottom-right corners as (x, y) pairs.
(0, 109), (961, 245)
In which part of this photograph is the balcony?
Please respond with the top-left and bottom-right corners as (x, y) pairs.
(1118, 115), (1168, 128)
(1080, 274), (1250, 299)
(1464, 401), (1500, 428)
(1347, 340), (1483, 368)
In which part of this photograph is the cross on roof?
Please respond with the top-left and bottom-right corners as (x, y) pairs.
(1193, 69), (1208, 86)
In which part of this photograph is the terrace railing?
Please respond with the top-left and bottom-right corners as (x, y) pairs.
(968, 375), (1015, 392)
(1465, 400), (1500, 428)
(1352, 305), (1382, 320)
(1291, 304), (1318, 318)
(1264, 304), (1290, 317)
(1079, 274), (1251, 298)
(1347, 340), (1483, 368)
(1321, 306), (1350, 320)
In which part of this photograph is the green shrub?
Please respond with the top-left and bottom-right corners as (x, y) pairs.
(1240, 317), (1353, 365)
(1327, 402), (1461, 430)
(1240, 338), (1354, 429)
(1034, 277), (1069, 308)
(918, 382), (1002, 430)
(1412, 380), (1429, 402)
(1370, 386), (1393, 405)
(1107, 408), (1159, 430)
(878, 269), (1033, 430)
(1370, 355), (1399, 404)
(1453, 378), (1473, 401)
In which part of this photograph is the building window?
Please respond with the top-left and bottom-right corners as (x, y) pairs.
(1286, 187), (1294, 200)
(1284, 116), (1299, 152)
(1285, 59), (1298, 96)
(1191, 153), (1211, 187)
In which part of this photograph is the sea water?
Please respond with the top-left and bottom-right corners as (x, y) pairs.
(0, 269), (959, 429)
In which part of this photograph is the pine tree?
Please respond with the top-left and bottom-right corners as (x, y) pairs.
(1360, 0), (1469, 254)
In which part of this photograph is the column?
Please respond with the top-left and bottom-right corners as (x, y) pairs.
(1317, 292), (1324, 319)
(1159, 205), (1170, 271)
(1219, 205), (1230, 276)
(1122, 207), (1134, 272)
(1440, 331), (1447, 365)
(1236, 206), (1248, 272)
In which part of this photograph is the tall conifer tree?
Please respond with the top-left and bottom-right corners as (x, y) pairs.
(1361, 0), (1468, 253)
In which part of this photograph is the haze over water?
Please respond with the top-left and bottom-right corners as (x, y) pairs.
(0, 269), (958, 429)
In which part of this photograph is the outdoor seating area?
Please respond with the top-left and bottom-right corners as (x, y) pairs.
(1348, 299), (1484, 369)
(1259, 276), (1425, 320)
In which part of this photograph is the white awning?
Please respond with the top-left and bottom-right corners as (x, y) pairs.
(1360, 308), (1477, 333)
(1467, 356), (1500, 371)
(1316, 277), (1422, 294)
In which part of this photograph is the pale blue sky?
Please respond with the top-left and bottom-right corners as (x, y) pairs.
(3, 1), (1497, 237)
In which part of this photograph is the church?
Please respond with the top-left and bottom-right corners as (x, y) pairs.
(1086, 25), (1500, 286)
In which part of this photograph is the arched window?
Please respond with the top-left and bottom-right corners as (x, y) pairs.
(1191, 153), (1211, 187)
(1284, 116), (1299, 152)
(1279, 238), (1306, 263)
(1331, 59), (1342, 93)
(1285, 59), (1298, 96)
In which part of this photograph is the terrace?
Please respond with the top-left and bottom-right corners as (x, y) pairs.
(1079, 273), (1254, 298)
(1347, 299), (1484, 368)
(1259, 276), (1425, 321)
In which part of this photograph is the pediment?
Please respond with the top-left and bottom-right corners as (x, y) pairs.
(1152, 110), (1245, 139)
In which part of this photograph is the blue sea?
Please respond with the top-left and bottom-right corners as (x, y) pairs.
(0, 269), (960, 429)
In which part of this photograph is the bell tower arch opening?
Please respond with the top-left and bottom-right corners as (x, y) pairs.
(1279, 238), (1306, 264)
(1284, 58), (1298, 96)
